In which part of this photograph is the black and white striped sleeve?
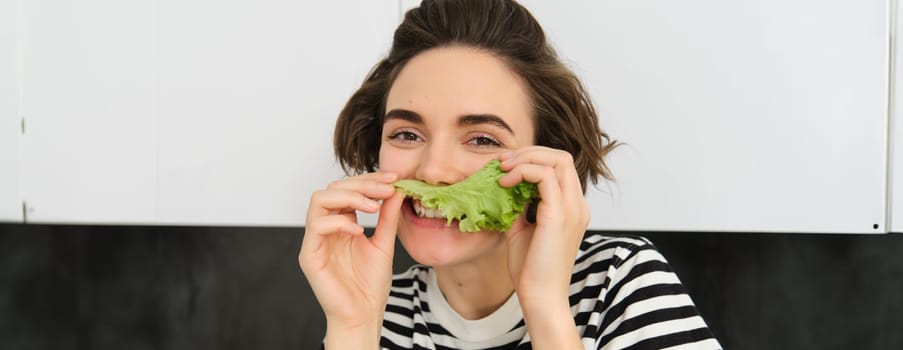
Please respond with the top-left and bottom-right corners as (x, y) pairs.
(580, 236), (722, 350)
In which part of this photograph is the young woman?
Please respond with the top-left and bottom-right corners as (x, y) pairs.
(300, 1), (722, 349)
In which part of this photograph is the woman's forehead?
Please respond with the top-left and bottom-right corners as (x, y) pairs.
(385, 46), (533, 129)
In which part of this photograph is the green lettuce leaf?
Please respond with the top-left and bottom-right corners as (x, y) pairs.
(392, 159), (539, 232)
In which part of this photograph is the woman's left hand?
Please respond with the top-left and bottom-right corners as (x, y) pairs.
(498, 146), (588, 347)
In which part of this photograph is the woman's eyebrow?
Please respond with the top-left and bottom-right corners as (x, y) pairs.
(458, 114), (514, 134)
(384, 109), (423, 124)
(384, 109), (514, 134)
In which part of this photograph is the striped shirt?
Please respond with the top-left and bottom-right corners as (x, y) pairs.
(380, 233), (722, 349)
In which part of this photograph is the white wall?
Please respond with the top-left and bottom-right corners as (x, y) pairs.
(1, 0), (895, 234)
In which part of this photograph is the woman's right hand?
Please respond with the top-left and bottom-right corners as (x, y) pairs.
(299, 172), (403, 344)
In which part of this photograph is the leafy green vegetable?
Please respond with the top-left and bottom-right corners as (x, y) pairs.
(393, 159), (539, 232)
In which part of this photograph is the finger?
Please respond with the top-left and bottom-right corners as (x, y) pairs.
(499, 147), (580, 193)
(500, 163), (563, 219)
(328, 172), (397, 193)
(505, 226), (533, 286)
(503, 165), (576, 260)
(500, 146), (573, 169)
(309, 188), (385, 218)
(337, 171), (398, 184)
(307, 215), (366, 237)
(501, 149), (589, 226)
(299, 216), (365, 270)
(371, 191), (404, 256)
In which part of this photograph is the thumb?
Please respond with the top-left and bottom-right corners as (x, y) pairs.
(372, 191), (403, 256)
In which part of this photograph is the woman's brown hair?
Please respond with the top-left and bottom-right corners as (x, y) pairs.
(334, 0), (619, 192)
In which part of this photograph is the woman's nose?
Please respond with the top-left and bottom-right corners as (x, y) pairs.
(414, 144), (461, 186)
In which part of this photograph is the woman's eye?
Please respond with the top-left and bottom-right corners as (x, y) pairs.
(388, 131), (422, 143)
(468, 135), (502, 147)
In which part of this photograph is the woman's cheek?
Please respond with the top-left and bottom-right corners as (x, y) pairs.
(378, 147), (416, 176)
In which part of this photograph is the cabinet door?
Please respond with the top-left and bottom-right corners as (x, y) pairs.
(19, 0), (159, 224)
(520, 0), (887, 233)
(0, 0), (19, 222)
(891, 0), (903, 233)
(16, 0), (889, 232)
(17, 0), (398, 226)
(155, 0), (399, 226)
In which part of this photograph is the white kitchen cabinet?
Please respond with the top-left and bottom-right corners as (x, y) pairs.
(17, 0), (159, 224)
(889, 0), (903, 233)
(154, 0), (397, 226)
(0, 0), (21, 222)
(9, 0), (397, 226)
(6, 1), (894, 233)
(520, 0), (888, 233)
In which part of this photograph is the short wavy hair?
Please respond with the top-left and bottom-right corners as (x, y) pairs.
(334, 0), (619, 192)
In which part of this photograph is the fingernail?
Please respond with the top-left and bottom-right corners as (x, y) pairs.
(380, 184), (396, 194)
(366, 199), (380, 210)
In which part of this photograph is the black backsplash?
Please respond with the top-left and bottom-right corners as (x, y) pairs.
(2, 223), (902, 349)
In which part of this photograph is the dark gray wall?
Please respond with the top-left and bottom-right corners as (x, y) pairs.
(1, 223), (902, 349)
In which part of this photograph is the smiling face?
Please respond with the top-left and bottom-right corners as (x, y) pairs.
(379, 46), (535, 267)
